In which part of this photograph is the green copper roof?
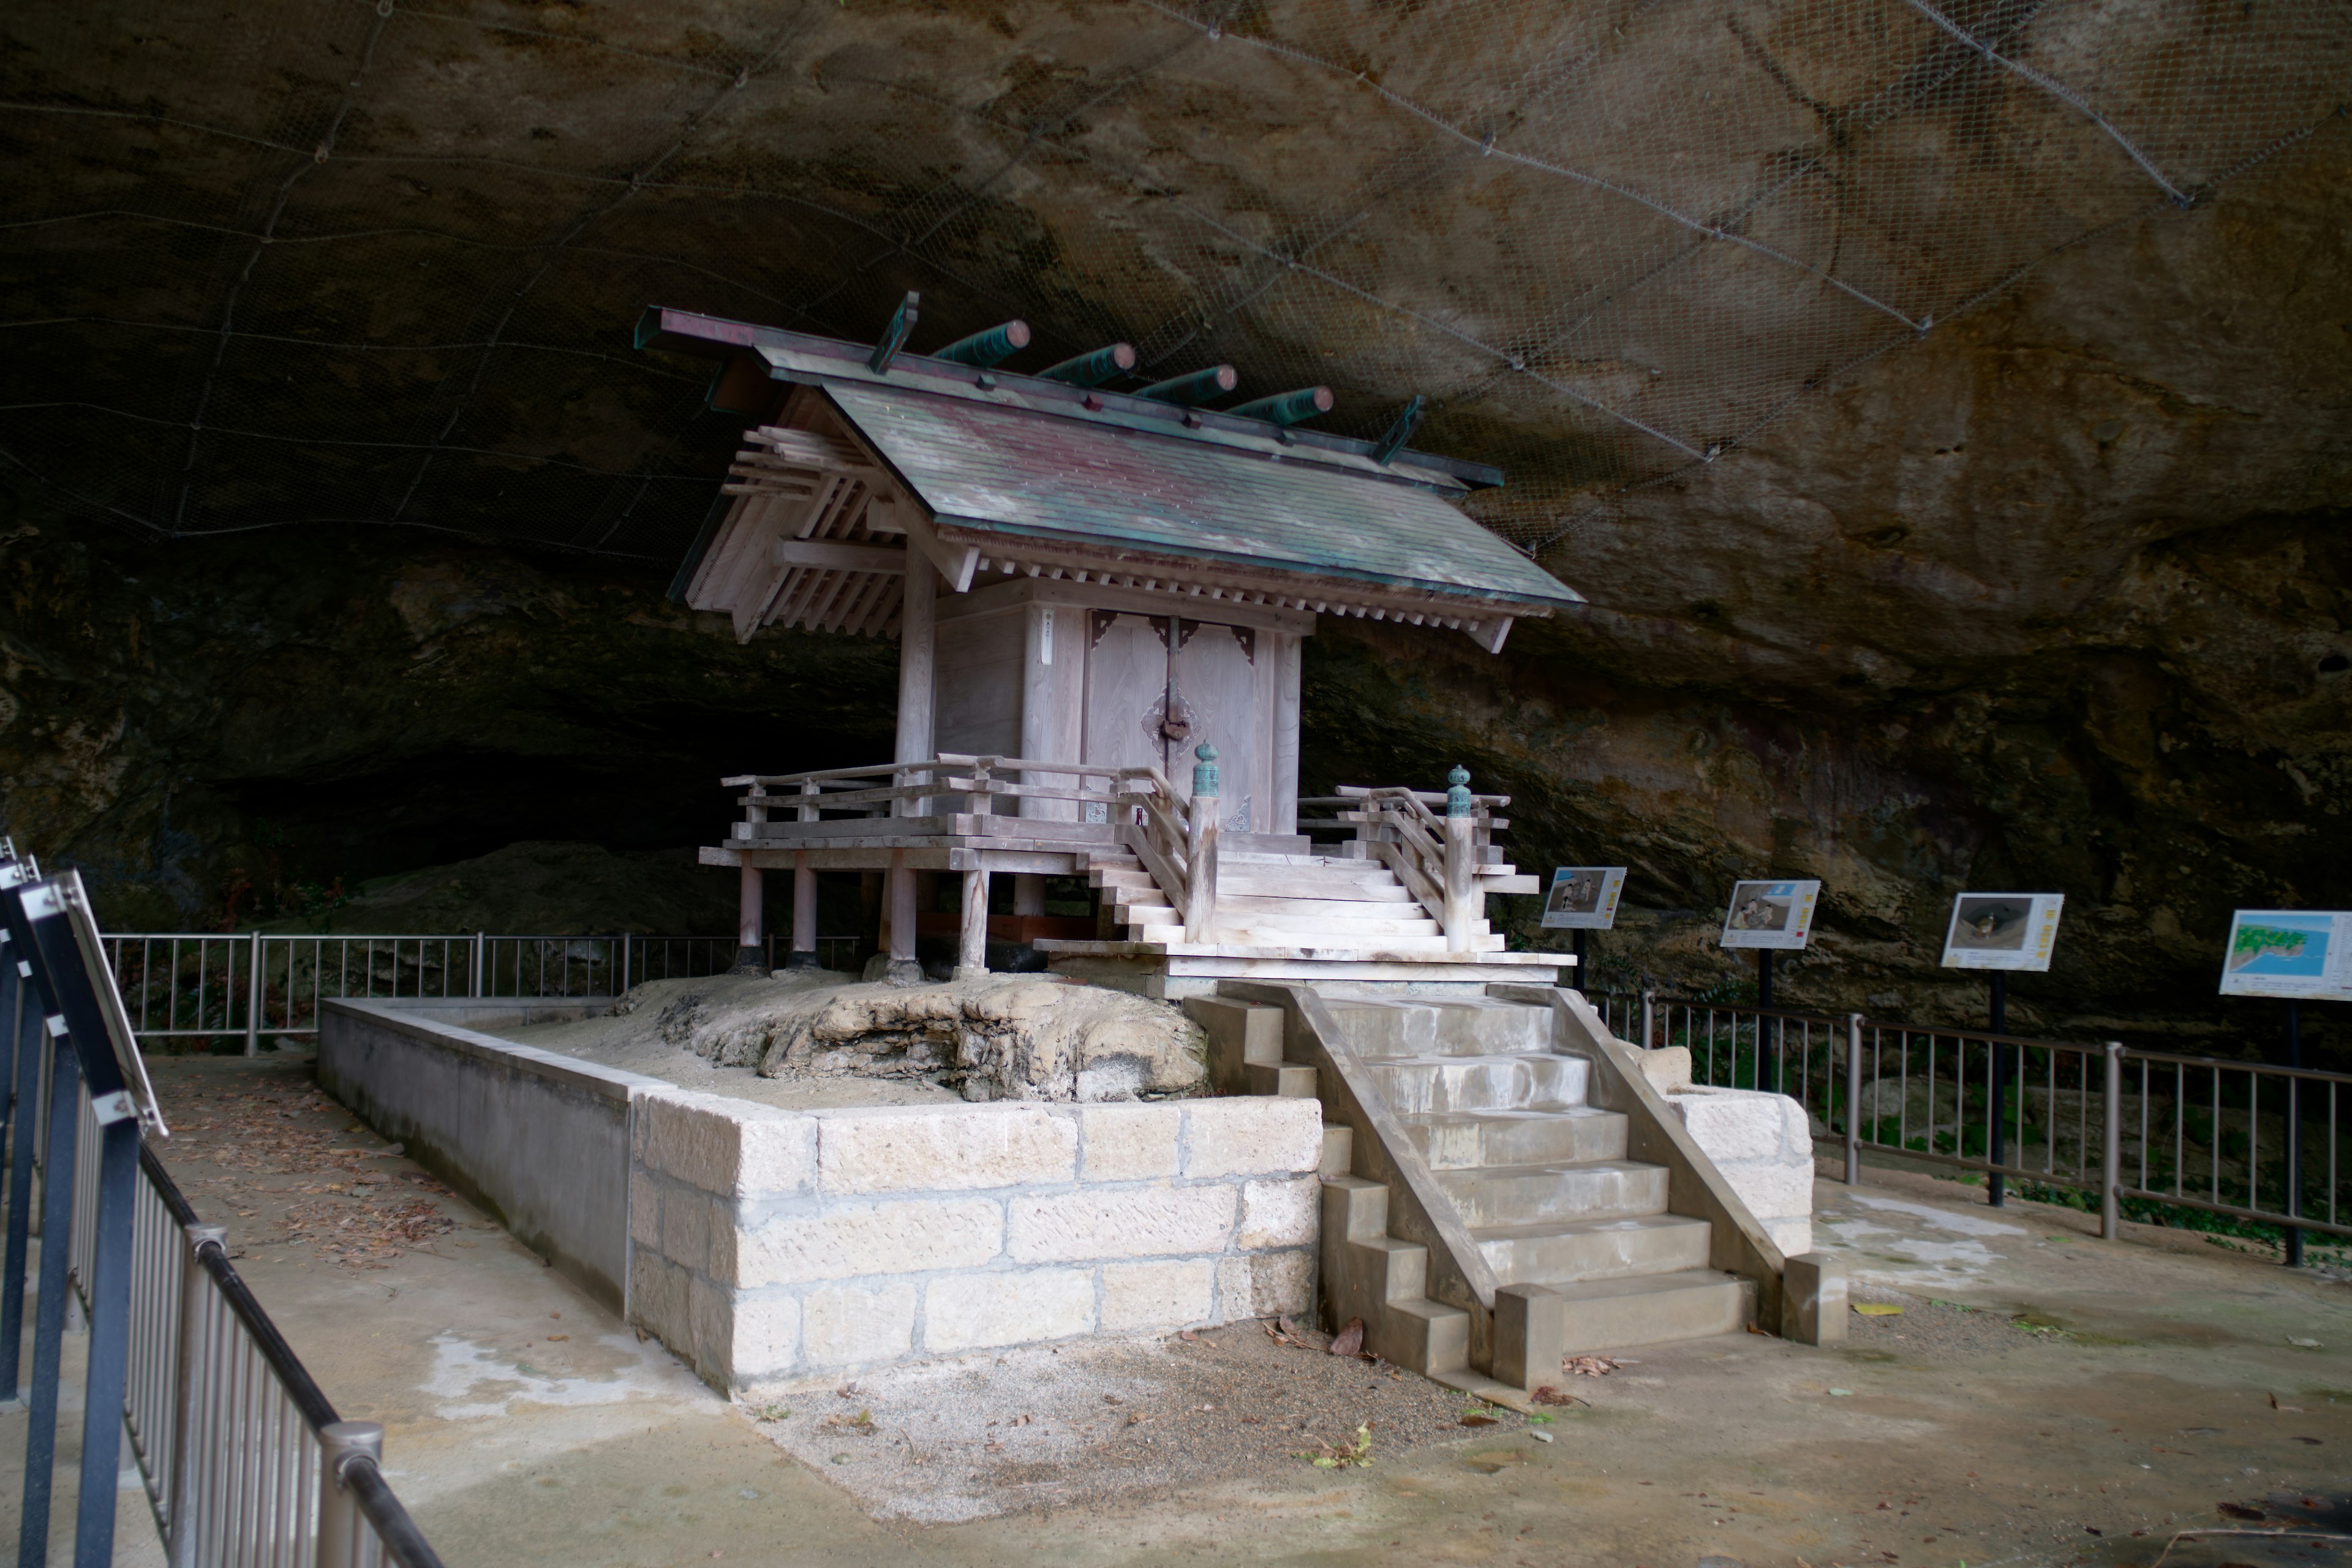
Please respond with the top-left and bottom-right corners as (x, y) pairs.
(824, 383), (1583, 611)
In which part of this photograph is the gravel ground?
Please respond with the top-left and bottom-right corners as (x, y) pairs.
(1845, 1280), (2082, 1359)
(746, 1316), (1550, 1523)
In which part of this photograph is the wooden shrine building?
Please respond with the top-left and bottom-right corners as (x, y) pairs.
(641, 303), (1586, 995)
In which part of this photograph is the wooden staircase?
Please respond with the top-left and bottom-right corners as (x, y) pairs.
(1084, 837), (1505, 954)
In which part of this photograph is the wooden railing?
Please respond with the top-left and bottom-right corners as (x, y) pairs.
(1305, 768), (1511, 953)
(721, 752), (1224, 941)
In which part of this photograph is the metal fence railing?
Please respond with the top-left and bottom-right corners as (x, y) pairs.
(4, 848), (447, 1565)
(102, 929), (861, 1052)
(1591, 989), (2351, 1259)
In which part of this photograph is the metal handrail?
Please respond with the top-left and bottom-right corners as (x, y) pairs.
(8, 882), (448, 1565)
(1588, 987), (2352, 1256)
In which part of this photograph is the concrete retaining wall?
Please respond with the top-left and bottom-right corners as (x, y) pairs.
(319, 998), (654, 1310)
(318, 998), (1321, 1398)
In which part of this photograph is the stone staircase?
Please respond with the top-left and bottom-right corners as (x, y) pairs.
(1190, 987), (1757, 1392)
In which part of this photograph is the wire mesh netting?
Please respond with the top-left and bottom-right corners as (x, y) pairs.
(4, 0), (2345, 567)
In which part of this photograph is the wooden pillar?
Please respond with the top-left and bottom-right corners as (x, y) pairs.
(733, 785), (769, 972)
(895, 556), (938, 782)
(1442, 766), (1476, 954)
(788, 779), (820, 968)
(1184, 745), (1221, 943)
(736, 862), (766, 970)
(957, 867), (990, 979)
(1013, 874), (1047, 918)
(788, 852), (819, 968)
(1271, 630), (1302, 837)
(886, 850), (920, 981)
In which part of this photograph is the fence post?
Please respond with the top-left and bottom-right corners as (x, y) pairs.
(1638, 989), (1656, 1052)
(2100, 1041), (2122, 1240)
(165, 1222), (227, 1567)
(470, 932), (484, 999)
(317, 1421), (385, 1568)
(1845, 1013), (1864, 1186)
(243, 933), (262, 1057)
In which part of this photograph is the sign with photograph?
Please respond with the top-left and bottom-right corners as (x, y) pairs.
(2218, 910), (2352, 1001)
(1940, 892), (2065, 972)
(1541, 867), (1626, 930)
(1718, 880), (1822, 951)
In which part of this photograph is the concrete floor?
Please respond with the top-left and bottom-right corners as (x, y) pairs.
(9, 1052), (2352, 1566)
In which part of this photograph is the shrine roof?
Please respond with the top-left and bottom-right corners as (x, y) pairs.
(641, 308), (1582, 615)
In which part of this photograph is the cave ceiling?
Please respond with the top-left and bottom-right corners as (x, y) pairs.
(3, 0), (2350, 1038)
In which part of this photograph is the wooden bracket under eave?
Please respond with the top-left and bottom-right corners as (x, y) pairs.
(1464, 617), (1514, 655)
(902, 508), (980, 593)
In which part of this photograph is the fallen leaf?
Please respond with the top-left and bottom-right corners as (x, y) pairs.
(2287, 1337), (2322, 1349)
(1178, 1330), (1199, 1342)
(2293, 1436), (2323, 1445)
(1854, 1304), (1904, 1317)
(546, 1334), (568, 1342)
(1828, 1389), (1854, 1397)
(2267, 1393), (2305, 1412)
(2217, 1501), (2265, 1521)
(1461, 1414), (1498, 1428)
(1295, 1422), (1374, 1469)
(1529, 1385), (1585, 1407)
(1330, 1317), (1366, 1357)
(1563, 1355), (1621, 1377)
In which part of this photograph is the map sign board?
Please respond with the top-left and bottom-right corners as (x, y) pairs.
(1719, 880), (1822, 951)
(2218, 910), (2352, 1001)
(1541, 867), (1626, 930)
(1940, 893), (2065, 972)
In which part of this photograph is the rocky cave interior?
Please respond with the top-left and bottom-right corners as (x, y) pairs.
(2, 0), (2346, 1063)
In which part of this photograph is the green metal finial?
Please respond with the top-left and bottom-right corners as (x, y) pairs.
(1193, 743), (1221, 799)
(1446, 765), (1472, 818)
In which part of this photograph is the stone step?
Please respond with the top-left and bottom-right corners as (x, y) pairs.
(1400, 1106), (1627, 1169)
(1433, 1159), (1670, 1227)
(1321, 998), (1552, 1059)
(1218, 870), (1415, 900)
(1548, 1270), (1752, 1355)
(1136, 924), (1462, 952)
(1202, 910), (1443, 936)
(1246, 1061), (1317, 1098)
(1212, 894), (1436, 921)
(1319, 1124), (1354, 1178)
(1363, 1053), (1591, 1115)
(1472, 1213), (1715, 1285)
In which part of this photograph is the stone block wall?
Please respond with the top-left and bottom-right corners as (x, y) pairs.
(1658, 1087), (1815, 1256)
(627, 1095), (1322, 1394)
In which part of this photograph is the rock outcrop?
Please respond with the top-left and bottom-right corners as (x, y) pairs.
(627, 974), (1208, 1102)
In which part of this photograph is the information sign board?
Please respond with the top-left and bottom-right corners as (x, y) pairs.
(1718, 880), (1821, 951)
(2218, 910), (2352, 1001)
(1940, 893), (2065, 972)
(1540, 867), (1626, 930)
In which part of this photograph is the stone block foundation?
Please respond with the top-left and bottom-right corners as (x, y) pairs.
(628, 1095), (1322, 1394)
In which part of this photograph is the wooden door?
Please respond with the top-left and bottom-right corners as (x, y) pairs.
(1082, 612), (1170, 818)
(1171, 619), (1264, 833)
